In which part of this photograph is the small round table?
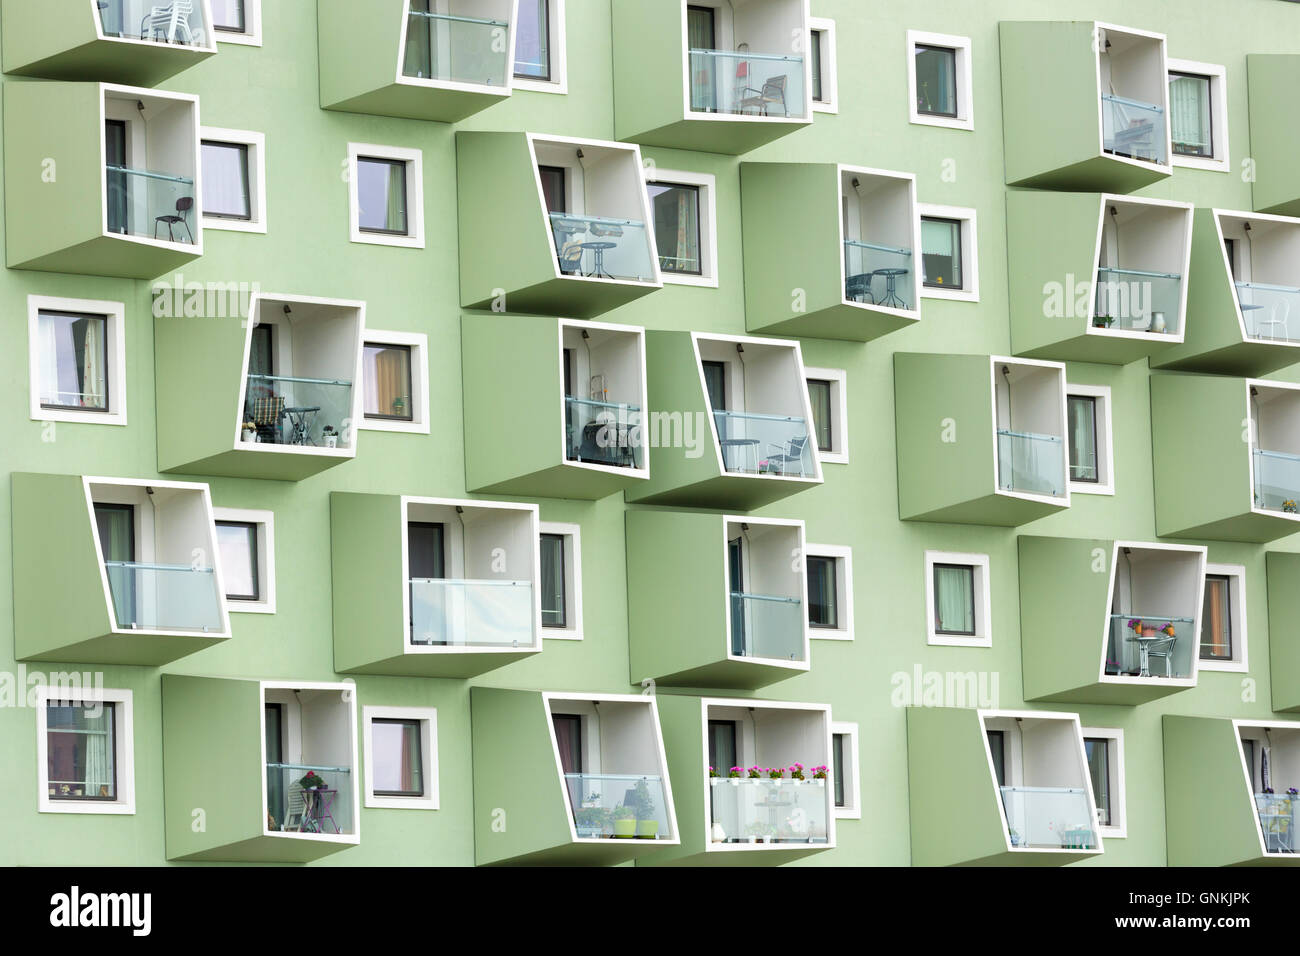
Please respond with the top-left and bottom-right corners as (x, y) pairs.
(581, 241), (618, 280)
(873, 267), (910, 308)
(719, 438), (761, 473)
(284, 406), (321, 445)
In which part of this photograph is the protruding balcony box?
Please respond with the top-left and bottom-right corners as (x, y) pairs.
(155, 293), (366, 481)
(1151, 210), (1300, 376)
(627, 512), (809, 689)
(1150, 375), (1300, 542)
(640, 697), (834, 865)
(1248, 56), (1300, 218)
(471, 689), (679, 865)
(611, 0), (812, 155)
(456, 132), (662, 317)
(330, 493), (541, 678)
(1007, 191), (1191, 364)
(4, 82), (202, 278)
(1165, 717), (1300, 866)
(162, 677), (360, 862)
(625, 332), (823, 510)
(462, 315), (649, 498)
(894, 354), (1070, 525)
(318, 0), (516, 122)
(739, 163), (921, 341)
(1, 0), (216, 85)
(1267, 553), (1300, 713)
(1018, 536), (1206, 704)
(907, 708), (1103, 866)
(11, 474), (230, 665)
(1000, 21), (1171, 191)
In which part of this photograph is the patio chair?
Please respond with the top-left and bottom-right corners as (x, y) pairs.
(553, 218), (587, 274)
(281, 786), (306, 832)
(249, 394), (286, 444)
(1143, 634), (1178, 678)
(141, 1), (199, 45)
(154, 196), (195, 244)
(764, 435), (809, 476)
(737, 74), (789, 116)
(845, 273), (876, 303)
(1258, 300), (1290, 342)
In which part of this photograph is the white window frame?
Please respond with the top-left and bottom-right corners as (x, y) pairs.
(1199, 562), (1248, 673)
(347, 142), (425, 249)
(512, 0), (568, 94)
(199, 127), (267, 234)
(1167, 58), (1229, 174)
(808, 17), (838, 114)
(1065, 383), (1115, 496)
(830, 720), (860, 819)
(644, 167), (718, 288)
(925, 550), (992, 647)
(363, 705), (439, 810)
(1080, 726), (1127, 838)
(27, 294), (127, 427)
(907, 30), (974, 131)
(805, 543), (853, 641)
(803, 367), (848, 464)
(212, 0), (262, 46)
(358, 329), (430, 435)
(539, 521), (583, 641)
(212, 506), (276, 614)
(917, 203), (980, 303)
(36, 686), (135, 815)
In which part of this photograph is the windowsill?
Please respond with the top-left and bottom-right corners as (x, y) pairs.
(810, 625), (852, 641)
(928, 632), (990, 648)
(921, 283), (978, 303)
(513, 76), (567, 95)
(818, 450), (848, 465)
(661, 270), (718, 289)
(910, 112), (973, 131)
(33, 407), (126, 427)
(215, 30), (261, 47)
(1069, 479), (1114, 496)
(359, 414), (429, 435)
(1171, 152), (1229, 173)
(1198, 658), (1248, 674)
(227, 597), (275, 615)
(352, 230), (423, 249)
(39, 798), (134, 815)
(202, 214), (265, 234)
(542, 625), (582, 641)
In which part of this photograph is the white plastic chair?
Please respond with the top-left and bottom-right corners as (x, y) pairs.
(141, 1), (199, 45)
(1259, 300), (1290, 342)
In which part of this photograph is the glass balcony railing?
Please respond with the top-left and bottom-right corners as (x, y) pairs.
(708, 776), (831, 845)
(103, 561), (223, 632)
(1254, 448), (1300, 513)
(401, 10), (510, 87)
(265, 763), (354, 835)
(1093, 266), (1182, 333)
(564, 772), (671, 840)
(730, 591), (804, 662)
(565, 397), (642, 468)
(409, 578), (534, 647)
(549, 213), (656, 283)
(999, 786), (1098, 850)
(1101, 93), (1167, 165)
(1106, 614), (1196, 679)
(105, 166), (197, 243)
(243, 374), (354, 449)
(1235, 281), (1300, 343)
(844, 240), (915, 310)
(98, 0), (209, 44)
(712, 409), (814, 477)
(688, 49), (807, 118)
(1254, 793), (1298, 854)
(996, 430), (1066, 497)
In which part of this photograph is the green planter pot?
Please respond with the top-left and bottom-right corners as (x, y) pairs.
(636, 819), (658, 839)
(613, 818), (637, 839)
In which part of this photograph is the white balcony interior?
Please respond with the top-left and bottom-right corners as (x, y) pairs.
(399, 0), (516, 90)
(1220, 213), (1300, 344)
(1106, 545), (1203, 682)
(840, 168), (917, 312)
(725, 518), (807, 664)
(1097, 26), (1168, 166)
(1250, 383), (1300, 515)
(263, 685), (357, 838)
(684, 0), (808, 120)
(1239, 723), (1300, 855)
(993, 360), (1068, 500)
(1094, 199), (1188, 335)
(561, 321), (647, 472)
(97, 0), (214, 48)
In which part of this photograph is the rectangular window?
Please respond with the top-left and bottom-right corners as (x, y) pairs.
(921, 216), (962, 289)
(807, 378), (832, 452)
(407, 522), (445, 580)
(831, 732), (846, 807)
(211, 0), (246, 32)
(707, 719), (737, 776)
(356, 157), (409, 235)
(200, 141), (251, 221)
(362, 343), (413, 421)
(810, 29), (824, 102)
(1067, 395), (1099, 483)
(552, 713), (582, 774)
(1243, 738), (1257, 792)
(1169, 72), (1212, 158)
(514, 0), (550, 80)
(933, 563), (976, 636)
(537, 164), (566, 214)
(215, 520), (259, 602)
(1085, 737), (1112, 827)
(648, 182), (702, 276)
(915, 45), (958, 117)
(37, 310), (108, 412)
(1201, 573), (1233, 661)
(986, 730), (1005, 787)
(539, 532), (567, 628)
(371, 718), (424, 797)
(807, 555), (838, 629)
(46, 701), (116, 801)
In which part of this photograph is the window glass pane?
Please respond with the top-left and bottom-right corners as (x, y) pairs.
(1085, 738), (1111, 827)
(363, 343), (413, 421)
(807, 555), (838, 628)
(1243, 739), (1257, 792)
(552, 714), (582, 774)
(807, 379), (832, 452)
(37, 311), (108, 411)
(921, 217), (962, 289)
(216, 521), (258, 601)
(987, 730), (1005, 787)
(514, 0), (550, 79)
(408, 522), (445, 580)
(537, 165), (566, 214)
(201, 141), (251, 220)
(648, 183), (702, 275)
(1067, 395), (1099, 482)
(211, 0), (246, 32)
(1201, 574), (1233, 660)
(915, 45), (957, 117)
(707, 719), (737, 775)
(934, 564), (975, 635)
(47, 701), (115, 800)
(372, 718), (423, 796)
(1170, 73), (1212, 157)
(540, 533), (567, 628)
(832, 732), (845, 807)
(357, 158), (408, 235)
(810, 30), (823, 102)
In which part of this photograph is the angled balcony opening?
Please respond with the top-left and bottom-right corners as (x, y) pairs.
(263, 684), (359, 844)
(1098, 27), (1169, 169)
(841, 168), (919, 317)
(993, 360), (1069, 502)
(686, 0), (808, 124)
(561, 320), (647, 474)
(1092, 198), (1187, 339)
(1250, 382), (1300, 522)
(1239, 723), (1300, 858)
(100, 0), (211, 45)
(725, 518), (807, 667)
(1105, 545), (1202, 686)
(1221, 213), (1300, 347)
(549, 696), (677, 845)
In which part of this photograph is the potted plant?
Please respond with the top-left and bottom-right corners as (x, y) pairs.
(1285, 499), (1298, 514)
(391, 396), (408, 416)
(1128, 617), (1157, 639)
(631, 778), (659, 839)
(241, 421), (258, 442)
(322, 425), (339, 448)
(612, 804), (637, 839)
(790, 763), (806, 784)
(746, 766), (761, 779)
(728, 765), (743, 786)
(575, 806), (610, 839)
(768, 767), (785, 786)
(1093, 314), (1115, 329)
(297, 770), (328, 790)
(745, 821), (774, 844)
(811, 765), (829, 787)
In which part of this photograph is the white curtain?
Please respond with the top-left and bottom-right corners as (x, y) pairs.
(1170, 75), (1211, 151)
(82, 319), (104, 407)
